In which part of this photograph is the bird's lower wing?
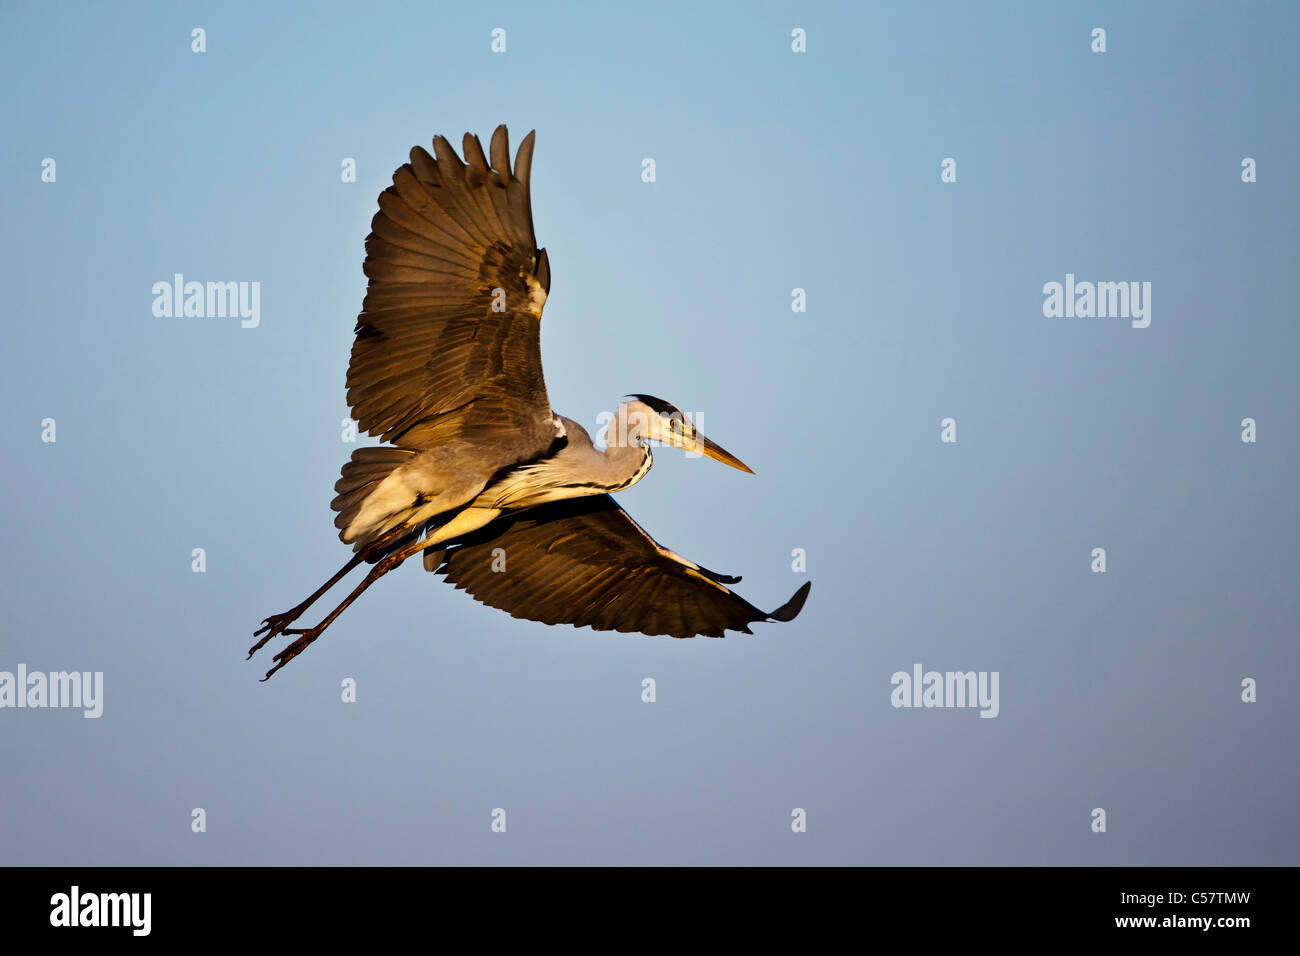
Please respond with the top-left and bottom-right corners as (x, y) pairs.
(429, 495), (811, 637)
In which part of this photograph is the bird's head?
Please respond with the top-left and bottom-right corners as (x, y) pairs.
(609, 394), (753, 473)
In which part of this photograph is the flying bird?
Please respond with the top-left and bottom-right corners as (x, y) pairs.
(250, 126), (811, 679)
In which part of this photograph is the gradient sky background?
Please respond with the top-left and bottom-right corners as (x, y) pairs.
(1, 1), (1296, 865)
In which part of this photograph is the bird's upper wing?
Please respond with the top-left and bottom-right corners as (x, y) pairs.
(430, 495), (812, 637)
(348, 125), (558, 458)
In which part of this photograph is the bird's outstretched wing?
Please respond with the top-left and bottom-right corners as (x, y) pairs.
(348, 125), (557, 459)
(430, 495), (812, 637)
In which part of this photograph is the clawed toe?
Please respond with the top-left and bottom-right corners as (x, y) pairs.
(248, 611), (302, 658)
(259, 630), (321, 681)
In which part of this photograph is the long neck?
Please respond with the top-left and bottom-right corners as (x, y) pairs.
(601, 441), (653, 492)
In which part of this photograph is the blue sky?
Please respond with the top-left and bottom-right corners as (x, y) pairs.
(0, 1), (1296, 864)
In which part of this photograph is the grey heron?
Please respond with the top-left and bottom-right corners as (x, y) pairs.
(250, 125), (811, 680)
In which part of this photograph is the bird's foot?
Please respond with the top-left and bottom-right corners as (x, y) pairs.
(248, 606), (307, 659)
(258, 628), (322, 682)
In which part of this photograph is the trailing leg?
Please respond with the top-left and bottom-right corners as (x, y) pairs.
(248, 552), (364, 658)
(259, 548), (408, 680)
(256, 509), (504, 680)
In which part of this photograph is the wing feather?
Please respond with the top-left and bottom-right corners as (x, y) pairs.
(432, 496), (812, 638)
(348, 126), (554, 460)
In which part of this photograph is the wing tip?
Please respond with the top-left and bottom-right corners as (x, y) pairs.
(535, 247), (551, 293)
(768, 580), (812, 623)
(514, 129), (537, 185)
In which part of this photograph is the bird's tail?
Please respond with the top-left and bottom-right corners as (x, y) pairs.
(331, 446), (420, 552)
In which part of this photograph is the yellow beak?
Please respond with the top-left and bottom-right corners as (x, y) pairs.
(681, 432), (754, 474)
